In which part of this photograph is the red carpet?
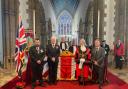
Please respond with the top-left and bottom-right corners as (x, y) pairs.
(0, 72), (127, 89)
(107, 72), (126, 86)
(120, 84), (128, 89)
(103, 84), (121, 89)
(24, 81), (99, 89)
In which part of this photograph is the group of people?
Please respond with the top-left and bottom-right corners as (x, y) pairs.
(29, 36), (60, 89)
(28, 35), (124, 89)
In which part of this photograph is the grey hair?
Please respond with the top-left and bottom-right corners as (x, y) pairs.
(80, 38), (86, 46)
(51, 36), (56, 40)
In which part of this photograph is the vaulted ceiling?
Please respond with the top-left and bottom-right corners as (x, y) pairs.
(50, 0), (80, 17)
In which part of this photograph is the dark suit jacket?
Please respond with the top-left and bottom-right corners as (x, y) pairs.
(46, 44), (60, 63)
(69, 45), (76, 53)
(91, 47), (105, 67)
(69, 45), (79, 60)
(29, 45), (45, 65)
(101, 44), (110, 56)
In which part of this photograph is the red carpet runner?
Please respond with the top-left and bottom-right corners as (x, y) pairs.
(0, 72), (127, 89)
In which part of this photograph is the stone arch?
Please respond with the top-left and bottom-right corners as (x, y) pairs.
(28, 0), (46, 38)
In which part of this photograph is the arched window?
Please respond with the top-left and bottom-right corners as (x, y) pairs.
(57, 11), (72, 36)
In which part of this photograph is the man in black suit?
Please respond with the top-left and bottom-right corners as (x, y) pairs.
(101, 40), (110, 57)
(29, 38), (45, 89)
(91, 39), (105, 89)
(101, 40), (110, 82)
(46, 36), (60, 85)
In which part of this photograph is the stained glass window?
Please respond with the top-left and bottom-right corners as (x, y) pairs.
(57, 11), (72, 36)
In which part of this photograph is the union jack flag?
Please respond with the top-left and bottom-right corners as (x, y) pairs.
(15, 16), (27, 76)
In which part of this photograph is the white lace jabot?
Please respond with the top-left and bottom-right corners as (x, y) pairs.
(80, 45), (86, 52)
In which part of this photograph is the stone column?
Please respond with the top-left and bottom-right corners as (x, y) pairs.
(3, 0), (11, 68)
(2, 0), (18, 68)
(114, 0), (128, 57)
(93, 0), (98, 39)
(0, 0), (3, 66)
(114, 0), (125, 41)
(104, 0), (115, 49)
(124, 0), (128, 58)
(85, 1), (93, 46)
(93, 0), (106, 40)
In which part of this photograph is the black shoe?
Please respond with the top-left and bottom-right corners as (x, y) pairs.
(119, 67), (122, 70)
(48, 82), (53, 85)
(39, 84), (46, 87)
(95, 80), (99, 84)
(105, 79), (109, 84)
(115, 66), (118, 69)
(32, 86), (35, 89)
(32, 84), (36, 89)
(99, 85), (103, 89)
(53, 82), (57, 85)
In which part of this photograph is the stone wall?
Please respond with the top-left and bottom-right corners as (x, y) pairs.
(2, 0), (18, 68)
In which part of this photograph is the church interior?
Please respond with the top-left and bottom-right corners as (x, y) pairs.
(0, 0), (128, 89)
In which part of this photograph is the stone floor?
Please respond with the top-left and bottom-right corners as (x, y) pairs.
(0, 67), (17, 87)
(0, 64), (26, 87)
(0, 63), (128, 87)
(108, 65), (128, 83)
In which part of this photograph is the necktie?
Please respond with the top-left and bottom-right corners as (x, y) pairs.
(96, 48), (99, 51)
(95, 48), (98, 59)
(36, 47), (40, 53)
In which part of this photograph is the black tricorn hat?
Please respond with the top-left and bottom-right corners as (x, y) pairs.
(102, 40), (106, 42)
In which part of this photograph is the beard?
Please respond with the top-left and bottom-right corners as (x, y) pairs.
(35, 44), (40, 47)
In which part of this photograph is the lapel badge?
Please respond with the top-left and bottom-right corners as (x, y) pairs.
(56, 46), (59, 49)
(40, 49), (44, 53)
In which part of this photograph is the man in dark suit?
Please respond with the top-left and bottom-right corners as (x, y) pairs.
(29, 38), (45, 89)
(46, 36), (60, 85)
(101, 40), (110, 82)
(91, 39), (105, 89)
(101, 40), (110, 57)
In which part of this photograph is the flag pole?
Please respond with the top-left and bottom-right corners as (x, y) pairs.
(33, 10), (36, 39)
(97, 10), (100, 38)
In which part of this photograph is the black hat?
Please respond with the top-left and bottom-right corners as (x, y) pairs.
(102, 40), (106, 42)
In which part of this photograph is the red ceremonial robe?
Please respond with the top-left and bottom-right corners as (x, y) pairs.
(76, 47), (91, 79)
